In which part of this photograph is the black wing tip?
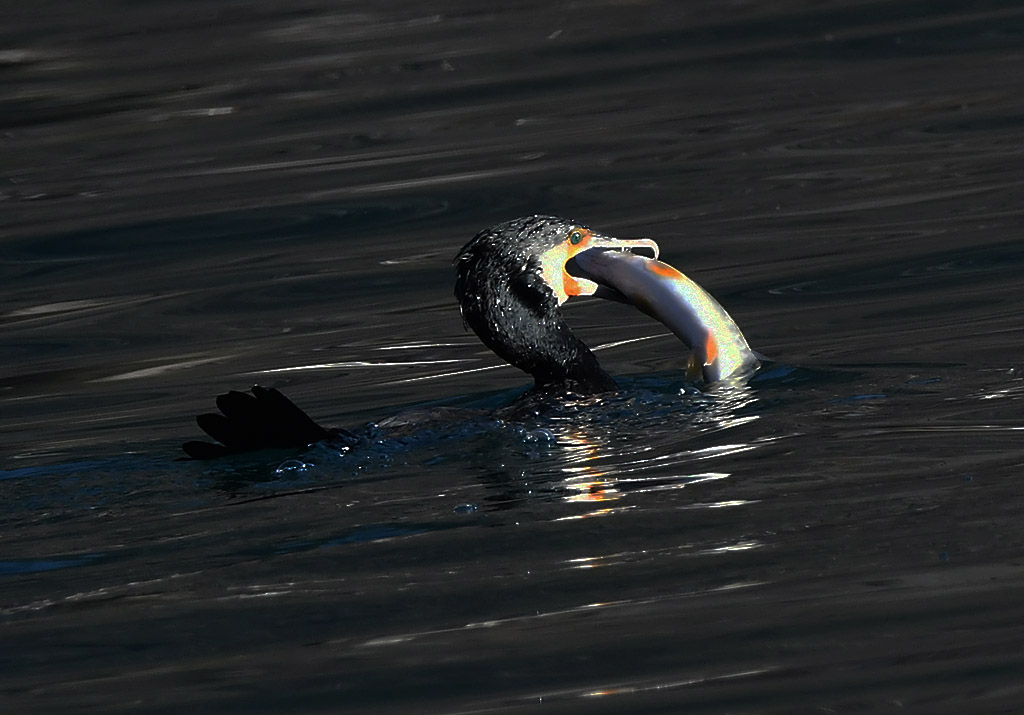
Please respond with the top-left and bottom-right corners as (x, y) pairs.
(181, 384), (332, 460)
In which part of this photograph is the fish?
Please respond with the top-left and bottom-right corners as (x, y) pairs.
(574, 248), (760, 383)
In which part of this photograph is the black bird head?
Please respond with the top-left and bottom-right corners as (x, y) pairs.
(455, 215), (658, 393)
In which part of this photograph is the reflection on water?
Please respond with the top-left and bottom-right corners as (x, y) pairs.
(269, 375), (769, 513)
(543, 380), (761, 507)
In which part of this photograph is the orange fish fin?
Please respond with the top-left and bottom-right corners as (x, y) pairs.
(704, 333), (719, 365)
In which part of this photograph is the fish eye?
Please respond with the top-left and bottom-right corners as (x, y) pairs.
(569, 230), (584, 245)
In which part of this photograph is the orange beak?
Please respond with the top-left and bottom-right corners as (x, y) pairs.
(540, 230), (659, 305)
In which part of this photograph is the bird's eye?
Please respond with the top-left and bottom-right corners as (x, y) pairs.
(569, 231), (584, 245)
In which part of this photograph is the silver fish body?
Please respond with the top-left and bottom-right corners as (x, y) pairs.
(574, 249), (759, 382)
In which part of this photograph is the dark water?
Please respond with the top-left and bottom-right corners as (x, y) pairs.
(4, 1), (1024, 712)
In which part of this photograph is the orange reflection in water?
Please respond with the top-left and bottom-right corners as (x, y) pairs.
(555, 428), (619, 503)
(549, 380), (765, 510)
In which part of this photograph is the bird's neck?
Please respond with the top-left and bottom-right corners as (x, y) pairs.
(456, 248), (619, 394)
(462, 291), (617, 393)
(533, 333), (617, 393)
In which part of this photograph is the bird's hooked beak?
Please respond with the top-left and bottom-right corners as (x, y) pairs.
(543, 230), (660, 305)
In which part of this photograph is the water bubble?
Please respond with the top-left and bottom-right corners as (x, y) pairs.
(274, 459), (313, 475)
(522, 428), (556, 443)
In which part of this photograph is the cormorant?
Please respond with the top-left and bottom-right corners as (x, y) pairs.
(181, 215), (755, 459)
